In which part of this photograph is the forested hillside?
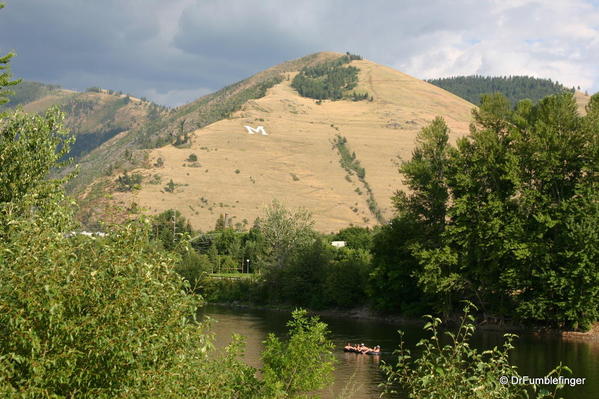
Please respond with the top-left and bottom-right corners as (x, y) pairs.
(427, 75), (574, 105)
(291, 52), (370, 101)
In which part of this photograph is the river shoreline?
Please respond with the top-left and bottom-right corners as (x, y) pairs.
(208, 301), (599, 343)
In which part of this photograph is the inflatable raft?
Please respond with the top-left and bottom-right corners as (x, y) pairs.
(343, 348), (382, 355)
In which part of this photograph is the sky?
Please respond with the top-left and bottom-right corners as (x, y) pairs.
(1, 0), (597, 107)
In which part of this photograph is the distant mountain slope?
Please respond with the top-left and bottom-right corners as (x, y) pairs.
(427, 75), (574, 106)
(0, 80), (64, 110)
(1, 80), (168, 160)
(80, 53), (477, 232)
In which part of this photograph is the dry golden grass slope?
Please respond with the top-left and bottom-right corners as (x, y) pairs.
(103, 56), (476, 232)
(575, 90), (592, 115)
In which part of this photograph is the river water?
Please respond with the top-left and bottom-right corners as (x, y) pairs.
(201, 304), (598, 399)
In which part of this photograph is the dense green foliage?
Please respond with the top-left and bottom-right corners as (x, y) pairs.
(261, 309), (335, 397)
(333, 226), (374, 251)
(382, 304), (569, 399)
(166, 202), (372, 309)
(150, 209), (193, 250)
(373, 92), (598, 329)
(427, 75), (574, 106)
(291, 54), (369, 101)
(0, 108), (73, 215)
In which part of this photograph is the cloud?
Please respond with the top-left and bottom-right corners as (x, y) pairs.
(0, 0), (597, 107)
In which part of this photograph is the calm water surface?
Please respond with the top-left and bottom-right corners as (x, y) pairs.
(201, 304), (598, 399)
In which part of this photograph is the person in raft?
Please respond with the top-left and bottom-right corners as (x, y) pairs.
(371, 345), (381, 353)
(358, 343), (372, 354)
(344, 342), (355, 352)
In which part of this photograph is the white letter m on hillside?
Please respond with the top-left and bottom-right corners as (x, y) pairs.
(244, 125), (268, 135)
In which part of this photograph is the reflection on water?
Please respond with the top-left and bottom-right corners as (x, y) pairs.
(200, 304), (598, 399)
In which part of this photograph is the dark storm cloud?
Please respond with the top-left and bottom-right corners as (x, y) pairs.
(2, 1), (158, 78)
(0, 0), (212, 105)
(173, 1), (317, 70)
(0, 0), (597, 106)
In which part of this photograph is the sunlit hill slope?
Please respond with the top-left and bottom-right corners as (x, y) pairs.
(87, 53), (477, 232)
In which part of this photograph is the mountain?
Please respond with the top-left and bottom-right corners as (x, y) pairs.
(1, 80), (168, 160)
(78, 52), (477, 232)
(8, 55), (592, 232)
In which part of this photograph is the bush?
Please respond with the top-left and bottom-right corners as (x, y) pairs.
(381, 303), (570, 399)
(148, 174), (161, 184)
(175, 251), (212, 289)
(115, 171), (142, 191)
(164, 179), (176, 193)
(0, 219), (213, 398)
(261, 309), (335, 397)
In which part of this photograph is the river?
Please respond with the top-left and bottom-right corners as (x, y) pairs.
(201, 304), (598, 399)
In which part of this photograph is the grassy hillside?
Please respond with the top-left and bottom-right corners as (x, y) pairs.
(66, 52), (345, 196)
(82, 55), (477, 232)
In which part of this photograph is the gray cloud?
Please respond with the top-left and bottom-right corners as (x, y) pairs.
(0, 0), (596, 107)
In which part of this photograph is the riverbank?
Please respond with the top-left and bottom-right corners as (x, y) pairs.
(209, 301), (599, 343)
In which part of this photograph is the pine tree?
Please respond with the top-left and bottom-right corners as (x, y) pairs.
(0, 4), (20, 107)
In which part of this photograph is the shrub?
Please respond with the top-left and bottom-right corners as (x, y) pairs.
(175, 251), (212, 289)
(261, 309), (335, 397)
(148, 174), (162, 184)
(187, 153), (198, 162)
(115, 171), (142, 191)
(164, 179), (176, 193)
(381, 303), (570, 399)
(0, 217), (336, 398)
(0, 219), (213, 398)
